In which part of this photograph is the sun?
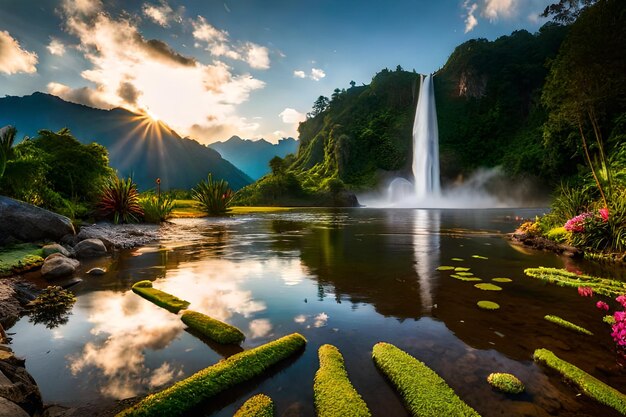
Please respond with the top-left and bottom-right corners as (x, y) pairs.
(145, 108), (160, 122)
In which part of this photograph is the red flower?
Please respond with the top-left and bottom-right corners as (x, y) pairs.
(599, 207), (609, 222)
(596, 301), (609, 311)
(577, 286), (593, 297)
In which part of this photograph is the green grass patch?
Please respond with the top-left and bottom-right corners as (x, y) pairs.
(181, 310), (245, 344)
(544, 315), (593, 335)
(314, 344), (371, 417)
(131, 280), (190, 313)
(451, 258), (464, 262)
(455, 267), (471, 272)
(451, 275), (482, 282)
(603, 315), (616, 325)
(117, 333), (306, 417)
(171, 199), (205, 218)
(487, 373), (524, 394)
(233, 394), (274, 417)
(472, 255), (488, 260)
(229, 206), (294, 214)
(436, 266), (455, 271)
(492, 278), (512, 283)
(533, 348), (626, 414)
(474, 283), (502, 291)
(524, 267), (626, 297)
(0, 243), (44, 277)
(477, 301), (500, 310)
(372, 342), (480, 417)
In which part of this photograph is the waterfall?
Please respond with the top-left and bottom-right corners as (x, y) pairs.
(412, 74), (440, 199)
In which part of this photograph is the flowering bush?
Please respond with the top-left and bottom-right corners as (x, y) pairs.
(563, 207), (621, 251)
(564, 212), (593, 233)
(518, 221), (541, 236)
(577, 286), (593, 297)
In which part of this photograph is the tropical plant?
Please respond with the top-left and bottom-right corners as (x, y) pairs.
(140, 193), (174, 223)
(0, 125), (16, 179)
(97, 176), (143, 224)
(192, 173), (233, 215)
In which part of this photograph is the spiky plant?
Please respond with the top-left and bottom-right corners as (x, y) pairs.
(97, 176), (143, 224)
(192, 173), (233, 215)
(140, 193), (174, 223)
(0, 125), (17, 179)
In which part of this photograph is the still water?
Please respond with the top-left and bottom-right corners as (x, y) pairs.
(11, 208), (626, 416)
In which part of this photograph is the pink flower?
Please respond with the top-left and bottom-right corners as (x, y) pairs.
(577, 286), (593, 297)
(596, 301), (610, 311)
(617, 295), (626, 308)
(599, 207), (609, 222)
(564, 212), (592, 233)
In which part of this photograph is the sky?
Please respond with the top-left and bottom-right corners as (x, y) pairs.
(0, 0), (556, 144)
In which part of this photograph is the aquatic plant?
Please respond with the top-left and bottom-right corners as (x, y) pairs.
(451, 275), (482, 282)
(26, 286), (76, 329)
(192, 173), (233, 215)
(117, 333), (306, 417)
(372, 342), (480, 417)
(97, 176), (144, 224)
(181, 310), (245, 344)
(233, 394), (274, 417)
(140, 193), (174, 223)
(544, 315), (593, 335)
(455, 267), (470, 272)
(477, 301), (500, 310)
(472, 255), (488, 260)
(533, 348), (626, 414)
(131, 280), (190, 313)
(456, 272), (474, 277)
(486, 373), (524, 394)
(524, 267), (626, 297)
(436, 266), (455, 271)
(492, 278), (512, 283)
(474, 283), (502, 291)
(314, 344), (371, 417)
(451, 258), (464, 262)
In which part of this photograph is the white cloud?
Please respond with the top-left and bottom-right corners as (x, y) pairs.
(293, 70), (305, 78)
(248, 318), (272, 338)
(279, 108), (306, 124)
(310, 67), (326, 81)
(143, 1), (182, 27)
(313, 312), (329, 328)
(243, 42), (270, 70)
(463, 1), (479, 33)
(0, 31), (38, 75)
(483, 0), (517, 21)
(47, 38), (67, 56)
(62, 0), (102, 16)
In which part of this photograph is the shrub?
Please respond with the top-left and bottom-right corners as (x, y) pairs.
(97, 176), (143, 224)
(372, 342), (480, 417)
(140, 193), (174, 223)
(116, 333), (307, 417)
(545, 226), (569, 243)
(524, 267), (626, 297)
(544, 314), (593, 335)
(486, 373), (524, 394)
(233, 394), (274, 417)
(131, 280), (190, 313)
(314, 344), (371, 417)
(26, 286), (76, 329)
(192, 173), (233, 215)
(533, 348), (626, 414)
(180, 310), (245, 344)
(517, 221), (541, 236)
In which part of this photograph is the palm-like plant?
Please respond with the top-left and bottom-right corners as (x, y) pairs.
(192, 173), (233, 215)
(0, 126), (17, 179)
(140, 193), (174, 223)
(97, 176), (144, 224)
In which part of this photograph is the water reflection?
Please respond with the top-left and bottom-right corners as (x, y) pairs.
(413, 210), (440, 314)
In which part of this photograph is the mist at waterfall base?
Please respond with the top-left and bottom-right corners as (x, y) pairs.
(359, 74), (548, 209)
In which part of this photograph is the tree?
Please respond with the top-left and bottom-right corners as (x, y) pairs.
(396, 65), (403, 72)
(541, 0), (597, 23)
(349, 80), (356, 88)
(0, 125), (16, 179)
(331, 88), (341, 102)
(269, 156), (286, 176)
(309, 96), (329, 118)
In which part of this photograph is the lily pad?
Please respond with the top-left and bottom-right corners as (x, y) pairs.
(455, 267), (471, 272)
(472, 255), (489, 260)
(456, 272), (474, 276)
(451, 275), (482, 282)
(477, 301), (500, 310)
(492, 278), (512, 283)
(451, 258), (464, 262)
(437, 266), (455, 271)
(474, 283), (502, 291)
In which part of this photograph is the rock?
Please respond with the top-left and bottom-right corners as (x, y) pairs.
(76, 229), (114, 250)
(73, 239), (107, 258)
(42, 244), (70, 258)
(0, 397), (29, 417)
(58, 277), (82, 289)
(43, 404), (72, 417)
(0, 359), (42, 415)
(41, 255), (79, 279)
(86, 267), (106, 275)
(0, 197), (75, 245)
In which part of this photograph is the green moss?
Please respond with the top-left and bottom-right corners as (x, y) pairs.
(181, 310), (245, 344)
(451, 275), (482, 282)
(533, 348), (626, 414)
(314, 344), (371, 417)
(474, 283), (502, 291)
(544, 315), (593, 335)
(455, 267), (471, 272)
(0, 243), (44, 276)
(546, 226), (569, 243)
(116, 333), (306, 417)
(524, 267), (626, 297)
(372, 342), (480, 417)
(451, 258), (464, 262)
(437, 266), (455, 271)
(131, 280), (190, 313)
(477, 301), (500, 310)
(472, 255), (488, 260)
(603, 315), (616, 325)
(487, 373), (524, 394)
(492, 278), (512, 283)
(233, 394), (274, 417)
(456, 272), (474, 277)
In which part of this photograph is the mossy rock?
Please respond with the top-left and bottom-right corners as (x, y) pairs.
(477, 301), (500, 310)
(233, 394), (274, 417)
(0, 243), (44, 276)
(451, 275), (482, 282)
(544, 315), (593, 335)
(131, 280), (190, 313)
(492, 278), (512, 283)
(487, 373), (524, 394)
(437, 266), (455, 271)
(474, 283), (502, 291)
(181, 310), (245, 344)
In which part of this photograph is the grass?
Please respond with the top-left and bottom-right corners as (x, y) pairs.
(544, 315), (593, 335)
(372, 342), (480, 417)
(314, 344), (371, 417)
(524, 267), (626, 297)
(451, 275), (482, 282)
(233, 394), (274, 417)
(474, 283), (502, 291)
(131, 280), (190, 313)
(181, 310), (245, 344)
(170, 200), (295, 218)
(487, 373), (524, 394)
(533, 348), (626, 414)
(117, 333), (306, 417)
(0, 243), (44, 277)
(477, 301), (500, 310)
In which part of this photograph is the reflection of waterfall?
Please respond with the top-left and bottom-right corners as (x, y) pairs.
(413, 74), (440, 199)
(412, 209), (440, 314)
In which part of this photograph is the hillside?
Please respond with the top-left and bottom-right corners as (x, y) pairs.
(209, 136), (299, 180)
(0, 93), (252, 190)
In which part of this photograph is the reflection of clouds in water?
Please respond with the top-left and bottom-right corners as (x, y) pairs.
(293, 314), (306, 323)
(248, 319), (272, 338)
(314, 312), (329, 328)
(68, 292), (185, 399)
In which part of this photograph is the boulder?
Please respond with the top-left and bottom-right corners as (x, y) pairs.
(74, 239), (107, 258)
(0, 397), (28, 417)
(0, 358), (42, 415)
(41, 244), (70, 258)
(41, 255), (79, 279)
(0, 197), (75, 244)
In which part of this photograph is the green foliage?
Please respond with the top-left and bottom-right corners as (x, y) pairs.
(533, 348), (626, 414)
(180, 310), (245, 345)
(545, 226), (569, 243)
(97, 176), (143, 224)
(0, 125), (16, 179)
(524, 267), (626, 297)
(541, 0), (597, 23)
(131, 280), (190, 313)
(140, 193), (174, 223)
(233, 394), (274, 417)
(486, 373), (525, 394)
(372, 342), (480, 417)
(192, 173), (233, 215)
(0, 243), (44, 277)
(116, 333), (307, 417)
(544, 314), (593, 335)
(477, 301), (500, 310)
(26, 286), (76, 329)
(314, 344), (371, 417)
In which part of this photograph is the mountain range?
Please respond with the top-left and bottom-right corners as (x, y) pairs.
(0, 93), (252, 190)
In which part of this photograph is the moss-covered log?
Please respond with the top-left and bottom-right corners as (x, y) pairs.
(181, 310), (245, 344)
(116, 333), (306, 417)
(524, 267), (626, 297)
(131, 280), (190, 313)
(233, 394), (274, 417)
(544, 315), (593, 335)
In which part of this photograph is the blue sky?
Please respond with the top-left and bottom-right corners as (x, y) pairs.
(0, 0), (555, 143)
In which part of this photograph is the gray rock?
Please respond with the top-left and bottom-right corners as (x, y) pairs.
(41, 255), (79, 279)
(0, 359), (42, 415)
(74, 239), (107, 258)
(42, 244), (70, 258)
(0, 197), (75, 244)
(76, 228), (114, 250)
(86, 267), (106, 275)
(43, 405), (72, 417)
(0, 397), (28, 417)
